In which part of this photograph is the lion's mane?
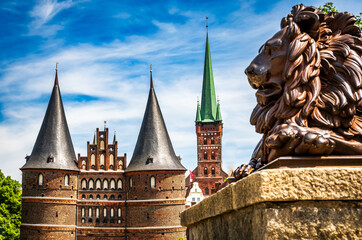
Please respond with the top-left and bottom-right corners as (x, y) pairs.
(250, 5), (362, 139)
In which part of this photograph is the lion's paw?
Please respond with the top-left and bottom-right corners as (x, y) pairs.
(266, 123), (335, 159)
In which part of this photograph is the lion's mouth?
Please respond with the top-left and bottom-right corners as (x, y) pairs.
(255, 83), (282, 106)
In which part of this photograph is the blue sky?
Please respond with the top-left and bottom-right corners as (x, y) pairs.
(1, 0), (361, 181)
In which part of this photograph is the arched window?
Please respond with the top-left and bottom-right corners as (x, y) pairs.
(81, 179), (87, 190)
(96, 179), (101, 190)
(204, 167), (208, 175)
(211, 152), (215, 160)
(64, 175), (69, 186)
(118, 208), (122, 217)
(81, 194), (86, 199)
(38, 173), (44, 186)
(129, 177), (133, 188)
(103, 208), (107, 217)
(81, 207), (85, 217)
(96, 194), (100, 199)
(88, 208), (92, 217)
(89, 179), (94, 190)
(110, 195), (115, 200)
(110, 179), (116, 190)
(205, 188), (209, 195)
(110, 208), (114, 217)
(91, 154), (95, 168)
(103, 179), (108, 190)
(203, 138), (207, 145)
(109, 154), (114, 169)
(211, 137), (215, 144)
(211, 167), (215, 175)
(150, 176), (156, 189)
(117, 179), (123, 190)
(100, 141), (105, 150)
(118, 160), (123, 169)
(96, 208), (100, 218)
(89, 194), (93, 199)
(117, 195), (122, 200)
(104, 195), (107, 199)
(82, 160), (86, 169)
(204, 152), (207, 160)
(100, 154), (105, 168)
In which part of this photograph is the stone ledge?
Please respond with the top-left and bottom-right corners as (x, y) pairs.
(181, 167), (362, 226)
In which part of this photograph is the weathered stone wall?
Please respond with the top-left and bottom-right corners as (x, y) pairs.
(181, 167), (362, 240)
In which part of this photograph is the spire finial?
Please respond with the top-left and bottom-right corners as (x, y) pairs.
(206, 16), (208, 32)
(150, 64), (153, 89)
(197, 96), (200, 105)
(104, 121), (107, 129)
(54, 62), (59, 86)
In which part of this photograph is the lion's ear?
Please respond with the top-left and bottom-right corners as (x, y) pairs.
(295, 10), (324, 40)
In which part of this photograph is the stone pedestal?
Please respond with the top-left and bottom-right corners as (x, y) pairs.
(181, 160), (362, 240)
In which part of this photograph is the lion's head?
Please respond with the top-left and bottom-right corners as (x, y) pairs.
(246, 4), (362, 139)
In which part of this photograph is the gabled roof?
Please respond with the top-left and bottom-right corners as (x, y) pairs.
(21, 70), (78, 171)
(126, 70), (186, 173)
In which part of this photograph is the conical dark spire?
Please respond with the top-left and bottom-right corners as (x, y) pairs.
(21, 69), (78, 171)
(126, 71), (186, 172)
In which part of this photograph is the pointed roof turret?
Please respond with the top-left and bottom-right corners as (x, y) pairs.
(126, 68), (186, 172)
(216, 102), (222, 121)
(21, 68), (78, 171)
(196, 101), (201, 122)
(93, 131), (97, 144)
(113, 131), (116, 144)
(200, 32), (218, 122)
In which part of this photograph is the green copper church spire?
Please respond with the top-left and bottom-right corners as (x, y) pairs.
(200, 28), (218, 122)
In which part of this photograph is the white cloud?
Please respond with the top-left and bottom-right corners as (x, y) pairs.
(3, 0), (362, 181)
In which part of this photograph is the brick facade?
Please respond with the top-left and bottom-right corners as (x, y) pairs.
(21, 127), (185, 240)
(186, 121), (228, 198)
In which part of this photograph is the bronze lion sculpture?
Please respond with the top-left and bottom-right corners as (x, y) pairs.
(234, 4), (362, 179)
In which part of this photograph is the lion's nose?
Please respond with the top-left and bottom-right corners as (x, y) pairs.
(245, 65), (255, 77)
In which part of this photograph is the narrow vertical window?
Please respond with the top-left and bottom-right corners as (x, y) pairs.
(96, 208), (100, 218)
(103, 208), (107, 217)
(81, 207), (85, 217)
(204, 152), (207, 160)
(88, 208), (92, 217)
(118, 160), (123, 169)
(150, 176), (156, 189)
(89, 179), (94, 190)
(64, 174), (69, 186)
(117, 179), (123, 190)
(82, 160), (86, 169)
(100, 154), (105, 168)
(91, 154), (95, 168)
(211, 167), (215, 175)
(203, 138), (207, 144)
(100, 141), (105, 150)
(103, 179), (108, 189)
(96, 179), (101, 190)
(129, 177), (133, 188)
(38, 173), (44, 186)
(211, 152), (215, 160)
(205, 188), (209, 195)
(110, 179), (116, 190)
(211, 137), (215, 144)
(118, 208), (122, 217)
(204, 167), (208, 175)
(109, 154), (114, 169)
(81, 179), (87, 190)
(110, 208), (114, 217)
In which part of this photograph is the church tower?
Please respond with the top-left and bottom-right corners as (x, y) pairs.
(186, 29), (228, 199)
(20, 68), (79, 239)
(124, 67), (187, 239)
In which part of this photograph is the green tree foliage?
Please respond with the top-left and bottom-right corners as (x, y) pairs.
(0, 170), (21, 240)
(318, 2), (362, 30)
